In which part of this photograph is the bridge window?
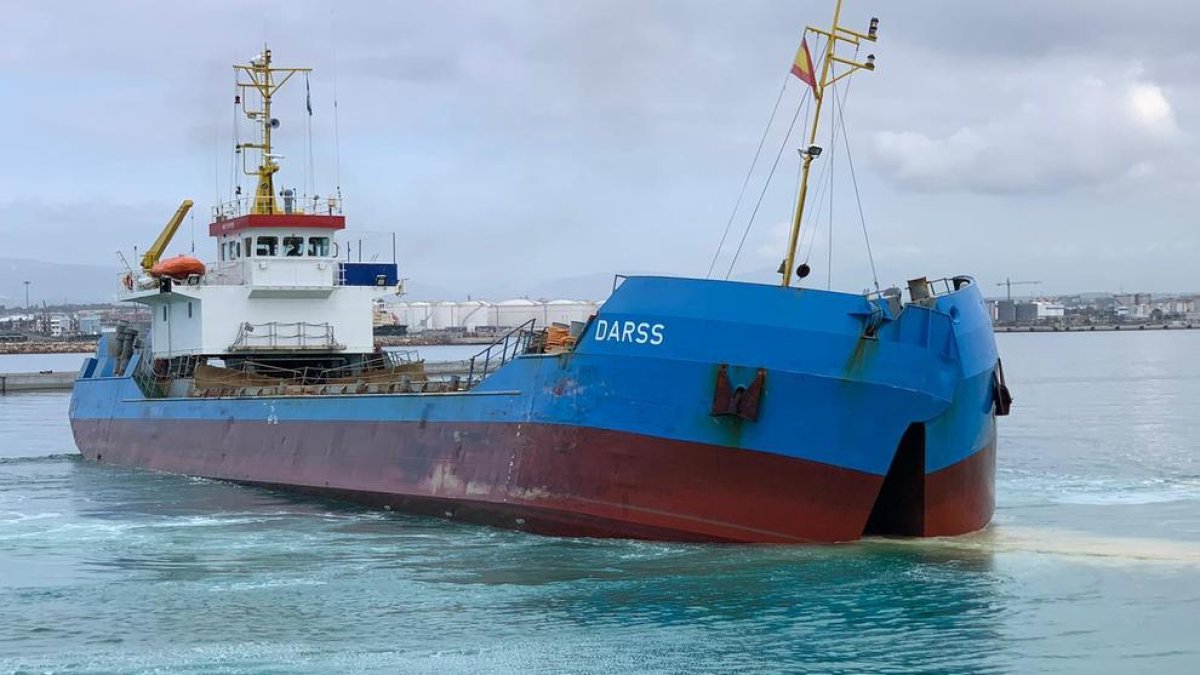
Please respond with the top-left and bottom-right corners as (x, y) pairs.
(283, 236), (305, 257)
(244, 237), (252, 258)
(308, 236), (330, 257)
(255, 236), (278, 257)
(219, 243), (226, 261)
(233, 240), (241, 258)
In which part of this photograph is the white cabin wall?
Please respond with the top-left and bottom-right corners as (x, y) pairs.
(146, 295), (205, 358)
(184, 285), (376, 355)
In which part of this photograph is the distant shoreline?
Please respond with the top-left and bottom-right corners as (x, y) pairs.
(995, 323), (1196, 333)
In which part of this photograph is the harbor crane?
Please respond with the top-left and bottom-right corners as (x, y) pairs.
(140, 200), (194, 271)
(996, 277), (1041, 301)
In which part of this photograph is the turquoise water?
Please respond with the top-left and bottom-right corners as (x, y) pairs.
(1, 332), (1198, 673)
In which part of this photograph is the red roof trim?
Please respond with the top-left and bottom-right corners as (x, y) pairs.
(208, 214), (346, 237)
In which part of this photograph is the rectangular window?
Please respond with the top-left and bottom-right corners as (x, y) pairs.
(162, 306), (167, 322)
(308, 236), (330, 257)
(219, 243), (226, 261)
(187, 302), (193, 318)
(255, 236), (278, 257)
(244, 237), (253, 258)
(283, 236), (305, 257)
(234, 241), (241, 258)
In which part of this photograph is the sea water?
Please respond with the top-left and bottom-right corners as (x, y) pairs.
(1, 333), (1198, 673)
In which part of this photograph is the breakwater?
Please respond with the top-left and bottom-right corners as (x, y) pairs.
(0, 341), (98, 355)
(0, 371), (76, 394)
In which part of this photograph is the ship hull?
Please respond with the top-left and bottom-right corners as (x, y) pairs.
(70, 418), (993, 543)
(69, 275), (1002, 543)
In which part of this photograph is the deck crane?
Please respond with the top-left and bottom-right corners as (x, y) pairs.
(996, 277), (1041, 301)
(140, 199), (195, 271)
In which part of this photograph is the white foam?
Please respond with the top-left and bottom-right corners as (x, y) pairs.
(875, 525), (1200, 566)
(1002, 474), (1200, 507)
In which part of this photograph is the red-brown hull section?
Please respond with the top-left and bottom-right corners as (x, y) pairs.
(924, 437), (996, 537)
(70, 419), (992, 543)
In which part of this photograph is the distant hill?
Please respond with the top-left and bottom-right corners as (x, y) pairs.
(0, 258), (123, 308)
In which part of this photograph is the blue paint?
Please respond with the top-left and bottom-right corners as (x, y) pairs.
(70, 275), (1000, 478)
(339, 262), (398, 286)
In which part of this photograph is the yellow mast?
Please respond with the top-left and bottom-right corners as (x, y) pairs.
(780, 1), (878, 287)
(234, 48), (311, 215)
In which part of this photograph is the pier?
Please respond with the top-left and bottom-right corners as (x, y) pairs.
(0, 371), (76, 394)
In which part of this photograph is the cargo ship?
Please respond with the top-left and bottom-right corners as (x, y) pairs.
(69, 2), (1011, 543)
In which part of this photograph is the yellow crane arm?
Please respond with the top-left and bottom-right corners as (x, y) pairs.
(140, 199), (195, 271)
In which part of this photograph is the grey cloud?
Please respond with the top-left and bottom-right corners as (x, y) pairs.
(1, 0), (1197, 298)
(870, 71), (1183, 194)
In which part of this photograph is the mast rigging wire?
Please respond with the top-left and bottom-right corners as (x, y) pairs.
(832, 72), (880, 291)
(331, 10), (343, 202)
(724, 90), (811, 280)
(799, 96), (839, 267)
(799, 67), (853, 268)
(724, 32), (829, 280)
(706, 76), (790, 278)
(827, 82), (836, 290)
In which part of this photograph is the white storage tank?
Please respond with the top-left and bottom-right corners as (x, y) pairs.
(543, 300), (598, 325)
(455, 300), (493, 331)
(403, 301), (434, 333)
(495, 299), (539, 328)
(432, 302), (456, 330)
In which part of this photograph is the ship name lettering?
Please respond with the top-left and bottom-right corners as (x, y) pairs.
(594, 319), (664, 346)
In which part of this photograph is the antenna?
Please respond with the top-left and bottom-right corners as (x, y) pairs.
(232, 48), (312, 215)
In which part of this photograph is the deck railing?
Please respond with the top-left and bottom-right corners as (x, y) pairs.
(211, 194), (343, 221)
(229, 322), (344, 351)
(466, 318), (537, 388)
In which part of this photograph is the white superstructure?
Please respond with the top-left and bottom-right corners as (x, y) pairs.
(124, 206), (395, 360)
(118, 47), (400, 364)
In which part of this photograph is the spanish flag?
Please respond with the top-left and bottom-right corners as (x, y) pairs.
(791, 38), (818, 97)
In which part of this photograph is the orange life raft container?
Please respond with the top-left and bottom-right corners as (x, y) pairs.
(150, 255), (206, 279)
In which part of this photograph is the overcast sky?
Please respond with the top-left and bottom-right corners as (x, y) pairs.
(1, 0), (1197, 298)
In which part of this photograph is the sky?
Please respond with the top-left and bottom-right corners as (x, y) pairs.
(1, 0), (1197, 300)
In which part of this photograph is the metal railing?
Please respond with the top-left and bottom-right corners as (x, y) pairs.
(466, 318), (537, 388)
(866, 276), (972, 302)
(211, 194), (343, 221)
(191, 350), (452, 396)
(130, 343), (165, 398)
(923, 276), (972, 297)
(229, 322), (344, 351)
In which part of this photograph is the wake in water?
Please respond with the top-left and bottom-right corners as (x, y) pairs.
(0, 453), (78, 465)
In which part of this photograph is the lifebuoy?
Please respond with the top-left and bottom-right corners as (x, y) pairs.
(123, 273), (134, 291)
